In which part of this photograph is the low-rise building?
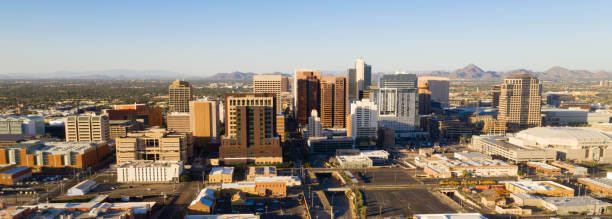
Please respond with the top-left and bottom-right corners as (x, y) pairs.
(222, 180), (286, 197)
(454, 152), (489, 161)
(541, 196), (612, 215)
(336, 155), (372, 168)
(510, 193), (540, 206)
(0, 165), (31, 185)
(577, 178), (612, 196)
(471, 135), (556, 163)
(551, 161), (588, 176)
(504, 180), (574, 197)
(117, 160), (183, 183)
(115, 128), (193, 163)
(247, 166), (276, 181)
(0, 134), (38, 147)
(254, 176), (301, 187)
(67, 180), (98, 196)
(0, 140), (109, 171)
(307, 136), (354, 153)
(188, 188), (216, 215)
(494, 205), (532, 215)
(209, 167), (234, 183)
(527, 162), (561, 175)
(417, 154), (517, 178)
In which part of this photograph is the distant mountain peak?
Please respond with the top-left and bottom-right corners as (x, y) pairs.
(457, 64), (484, 73)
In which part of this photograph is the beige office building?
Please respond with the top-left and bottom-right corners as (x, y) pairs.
(166, 112), (191, 133)
(115, 128), (193, 163)
(189, 100), (220, 142)
(224, 93), (276, 138)
(169, 80), (193, 113)
(497, 74), (542, 130)
(65, 115), (110, 142)
(253, 74), (288, 114)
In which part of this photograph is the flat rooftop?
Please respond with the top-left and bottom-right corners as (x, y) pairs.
(542, 196), (610, 207)
(579, 177), (612, 189)
(506, 180), (573, 192)
(527, 162), (561, 170)
(117, 160), (183, 168)
(210, 167), (234, 176)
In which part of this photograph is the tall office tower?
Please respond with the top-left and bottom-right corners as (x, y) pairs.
(348, 58), (372, 101)
(106, 104), (163, 127)
(418, 83), (432, 115)
(498, 74), (542, 130)
(219, 105), (282, 164)
(349, 99), (378, 139)
(372, 73), (419, 140)
(169, 80), (193, 113)
(253, 74), (289, 114)
(320, 76), (348, 128)
(224, 93), (277, 138)
(306, 110), (322, 138)
(116, 128), (192, 163)
(294, 70), (321, 126)
(166, 112), (191, 133)
(491, 85), (501, 108)
(65, 115), (110, 142)
(189, 100), (220, 143)
(418, 76), (449, 107)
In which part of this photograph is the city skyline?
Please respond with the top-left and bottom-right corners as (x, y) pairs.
(1, 0), (612, 75)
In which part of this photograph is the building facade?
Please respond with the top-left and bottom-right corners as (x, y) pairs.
(189, 100), (220, 142)
(115, 128), (193, 163)
(65, 115), (110, 142)
(117, 160), (183, 183)
(169, 80), (193, 113)
(349, 99), (378, 139)
(106, 104), (163, 127)
(224, 93), (276, 138)
(418, 76), (449, 107)
(0, 116), (45, 135)
(320, 76), (348, 128)
(166, 112), (191, 133)
(0, 140), (109, 170)
(219, 106), (282, 164)
(253, 74), (289, 114)
(294, 70), (321, 126)
(306, 110), (322, 139)
(347, 58), (372, 101)
(497, 74), (542, 130)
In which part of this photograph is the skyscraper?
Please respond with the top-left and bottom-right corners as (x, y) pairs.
(65, 115), (110, 142)
(219, 105), (282, 164)
(224, 93), (277, 138)
(253, 74), (289, 114)
(418, 83), (431, 115)
(348, 58), (372, 101)
(169, 80), (193, 113)
(417, 76), (449, 107)
(372, 73), (419, 141)
(498, 74), (542, 130)
(320, 76), (348, 128)
(294, 70), (321, 126)
(306, 110), (322, 139)
(189, 100), (220, 142)
(349, 99), (378, 139)
(491, 85), (501, 108)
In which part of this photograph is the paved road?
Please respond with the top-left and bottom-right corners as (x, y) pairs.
(156, 169), (202, 219)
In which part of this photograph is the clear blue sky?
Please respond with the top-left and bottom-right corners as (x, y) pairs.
(1, 0), (611, 76)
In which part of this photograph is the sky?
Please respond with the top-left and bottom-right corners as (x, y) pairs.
(1, 0), (611, 76)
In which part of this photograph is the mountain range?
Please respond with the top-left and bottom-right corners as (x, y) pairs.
(1, 65), (610, 81)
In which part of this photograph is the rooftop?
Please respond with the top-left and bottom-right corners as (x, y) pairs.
(542, 196), (610, 207)
(1, 166), (30, 175)
(116, 160), (183, 168)
(211, 167), (234, 176)
(506, 180), (573, 192)
(190, 188), (216, 207)
(337, 155), (372, 163)
(527, 162), (561, 170)
(578, 178), (612, 189)
(516, 127), (612, 146)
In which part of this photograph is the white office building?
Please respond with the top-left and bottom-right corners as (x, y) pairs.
(306, 110), (322, 138)
(117, 160), (183, 183)
(350, 99), (378, 139)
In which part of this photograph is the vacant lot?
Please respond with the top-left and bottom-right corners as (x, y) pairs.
(362, 189), (455, 218)
(352, 168), (421, 185)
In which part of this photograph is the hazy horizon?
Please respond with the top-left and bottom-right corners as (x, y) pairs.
(2, 0), (611, 75)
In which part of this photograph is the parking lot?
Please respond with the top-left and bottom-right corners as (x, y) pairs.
(214, 195), (306, 219)
(352, 168), (421, 185)
(362, 189), (455, 217)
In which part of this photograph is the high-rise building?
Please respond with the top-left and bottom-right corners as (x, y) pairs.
(349, 99), (378, 139)
(109, 120), (144, 140)
(294, 70), (321, 126)
(189, 100), (220, 142)
(224, 93), (277, 138)
(219, 105), (282, 164)
(253, 75), (289, 114)
(320, 76), (348, 128)
(418, 76), (449, 107)
(105, 104), (163, 127)
(0, 116), (45, 135)
(166, 112), (191, 133)
(372, 73), (419, 139)
(65, 115), (110, 142)
(116, 128), (193, 163)
(492, 85), (501, 108)
(498, 74), (542, 130)
(418, 83), (432, 115)
(306, 110), (322, 139)
(348, 58), (372, 101)
(169, 80), (193, 113)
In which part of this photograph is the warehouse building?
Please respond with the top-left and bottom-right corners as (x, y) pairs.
(527, 162), (561, 176)
(0, 140), (109, 171)
(418, 154), (517, 178)
(577, 178), (612, 196)
(247, 166), (276, 181)
(0, 165), (31, 185)
(116, 160), (183, 183)
(67, 180), (98, 196)
(541, 196), (612, 215)
(551, 161), (588, 176)
(188, 188), (216, 215)
(471, 135), (556, 163)
(504, 180), (574, 197)
(336, 155), (373, 168)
